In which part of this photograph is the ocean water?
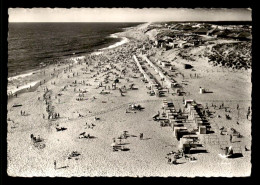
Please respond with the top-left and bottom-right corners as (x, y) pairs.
(8, 22), (141, 78)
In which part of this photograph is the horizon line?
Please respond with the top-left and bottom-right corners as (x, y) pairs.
(9, 20), (252, 23)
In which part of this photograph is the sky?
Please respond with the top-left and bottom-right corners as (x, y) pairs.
(8, 8), (252, 22)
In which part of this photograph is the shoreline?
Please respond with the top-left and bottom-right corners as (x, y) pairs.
(7, 26), (136, 99)
(99, 35), (129, 51)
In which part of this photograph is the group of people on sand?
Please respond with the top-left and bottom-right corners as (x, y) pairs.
(85, 122), (95, 129)
(166, 154), (178, 164)
(247, 106), (251, 120)
(79, 132), (91, 139)
(76, 97), (84, 101)
(30, 134), (41, 143)
(8, 91), (18, 98)
(111, 131), (145, 152)
(20, 110), (26, 116)
(47, 112), (60, 120)
(166, 149), (196, 164)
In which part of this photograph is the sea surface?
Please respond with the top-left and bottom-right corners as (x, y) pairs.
(8, 22), (142, 78)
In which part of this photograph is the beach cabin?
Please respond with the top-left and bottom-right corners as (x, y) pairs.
(199, 87), (205, 94)
(199, 126), (207, 134)
(173, 127), (188, 140)
(151, 83), (158, 91)
(184, 99), (194, 107)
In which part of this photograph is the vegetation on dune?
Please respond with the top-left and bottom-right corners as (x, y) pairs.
(205, 42), (252, 70)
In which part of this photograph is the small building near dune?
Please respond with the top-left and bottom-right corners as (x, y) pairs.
(171, 23), (183, 30)
(180, 24), (194, 31)
(155, 40), (159, 46)
(207, 27), (220, 36)
(226, 32), (239, 40)
(188, 39), (202, 46)
(183, 63), (193, 69)
(193, 27), (209, 35)
(235, 31), (252, 41)
(199, 126), (207, 134)
(213, 29), (232, 38)
(179, 42), (187, 48)
(168, 42), (178, 48)
(161, 61), (171, 68)
(184, 99), (195, 107)
(154, 39), (167, 48)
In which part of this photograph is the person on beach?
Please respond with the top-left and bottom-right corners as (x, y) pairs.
(43, 114), (45, 119)
(140, 133), (143, 140)
(21, 110), (22, 116)
(230, 134), (233, 143)
(166, 157), (172, 164)
(172, 154), (177, 164)
(54, 160), (57, 170)
(247, 106), (251, 120)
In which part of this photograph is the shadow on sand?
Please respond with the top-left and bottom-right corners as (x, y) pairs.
(57, 165), (69, 169)
(118, 143), (130, 145)
(88, 136), (97, 139)
(190, 149), (208, 154)
(142, 138), (152, 140)
(229, 153), (243, 158)
(203, 91), (213, 94)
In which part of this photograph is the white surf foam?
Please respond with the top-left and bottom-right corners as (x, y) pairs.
(7, 81), (39, 95)
(8, 72), (35, 81)
(109, 34), (119, 38)
(70, 56), (86, 64)
(99, 36), (129, 51)
(91, 51), (103, 55)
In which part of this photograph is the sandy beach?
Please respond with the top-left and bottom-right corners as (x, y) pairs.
(7, 22), (251, 177)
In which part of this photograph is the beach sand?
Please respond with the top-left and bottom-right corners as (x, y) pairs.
(7, 23), (251, 177)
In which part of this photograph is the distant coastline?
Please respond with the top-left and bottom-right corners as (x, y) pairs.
(7, 23), (138, 96)
(8, 22), (141, 78)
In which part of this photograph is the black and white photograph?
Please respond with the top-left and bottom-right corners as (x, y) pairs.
(6, 8), (252, 177)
